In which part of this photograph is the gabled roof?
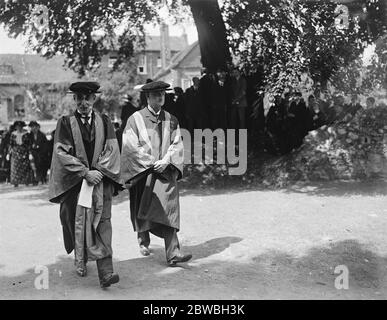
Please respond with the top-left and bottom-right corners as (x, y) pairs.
(0, 54), (79, 84)
(154, 41), (201, 80)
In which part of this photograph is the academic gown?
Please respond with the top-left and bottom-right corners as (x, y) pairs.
(48, 110), (121, 266)
(120, 107), (184, 235)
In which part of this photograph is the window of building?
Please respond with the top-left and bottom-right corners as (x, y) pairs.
(0, 64), (14, 75)
(137, 54), (147, 74)
(157, 57), (162, 68)
(46, 92), (58, 108)
(108, 56), (117, 68)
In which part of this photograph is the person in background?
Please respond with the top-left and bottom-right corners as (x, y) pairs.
(324, 96), (339, 125)
(9, 121), (34, 187)
(306, 95), (327, 131)
(172, 87), (187, 129)
(287, 92), (309, 149)
(210, 69), (231, 130)
(163, 91), (176, 115)
(199, 68), (215, 129)
(230, 68), (248, 129)
(116, 94), (138, 151)
(346, 93), (363, 117)
(28, 121), (50, 184)
(184, 77), (203, 134)
(265, 94), (292, 155)
(314, 88), (330, 117)
(0, 124), (14, 183)
(366, 96), (376, 109)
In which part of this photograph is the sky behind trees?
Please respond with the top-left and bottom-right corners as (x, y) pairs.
(0, 23), (199, 54)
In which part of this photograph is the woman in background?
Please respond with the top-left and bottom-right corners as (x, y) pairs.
(9, 120), (34, 187)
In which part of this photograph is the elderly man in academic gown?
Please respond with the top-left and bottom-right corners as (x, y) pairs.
(121, 81), (192, 266)
(49, 82), (121, 288)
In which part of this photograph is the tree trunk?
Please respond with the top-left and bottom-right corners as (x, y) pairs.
(188, 0), (231, 73)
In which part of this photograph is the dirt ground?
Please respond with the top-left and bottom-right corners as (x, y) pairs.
(1, 179), (387, 300)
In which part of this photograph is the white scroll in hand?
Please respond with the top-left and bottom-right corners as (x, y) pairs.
(78, 179), (94, 208)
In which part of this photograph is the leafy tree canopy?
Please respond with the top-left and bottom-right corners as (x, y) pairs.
(1, 0), (386, 97)
(223, 0), (387, 96)
(0, 0), (178, 75)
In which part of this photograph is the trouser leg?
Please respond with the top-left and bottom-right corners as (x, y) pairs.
(164, 228), (180, 262)
(150, 225), (181, 262)
(96, 183), (114, 279)
(97, 256), (113, 279)
(138, 231), (150, 248)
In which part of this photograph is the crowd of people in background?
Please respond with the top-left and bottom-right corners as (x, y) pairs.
(0, 66), (385, 186)
(115, 66), (250, 147)
(264, 89), (379, 155)
(117, 70), (383, 158)
(0, 120), (54, 186)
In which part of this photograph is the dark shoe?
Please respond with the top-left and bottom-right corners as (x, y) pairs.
(168, 253), (192, 266)
(100, 273), (120, 288)
(139, 245), (150, 256)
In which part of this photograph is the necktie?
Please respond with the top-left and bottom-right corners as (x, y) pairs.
(82, 115), (91, 133)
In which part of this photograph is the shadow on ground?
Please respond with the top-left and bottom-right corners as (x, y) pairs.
(1, 238), (386, 299)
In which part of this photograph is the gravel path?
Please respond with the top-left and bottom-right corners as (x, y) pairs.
(1, 180), (387, 299)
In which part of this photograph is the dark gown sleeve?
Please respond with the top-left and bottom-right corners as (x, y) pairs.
(48, 116), (89, 203)
(95, 114), (123, 195)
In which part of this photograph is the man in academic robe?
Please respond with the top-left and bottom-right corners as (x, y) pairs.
(48, 81), (121, 288)
(121, 81), (192, 266)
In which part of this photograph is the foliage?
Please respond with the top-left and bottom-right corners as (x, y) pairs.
(0, 0), (163, 75)
(1, 0), (386, 99)
(260, 104), (387, 187)
(328, 33), (387, 96)
(223, 0), (387, 97)
(25, 83), (72, 120)
(90, 58), (141, 118)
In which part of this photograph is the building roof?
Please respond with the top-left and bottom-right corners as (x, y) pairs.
(142, 35), (188, 52)
(154, 41), (201, 80)
(0, 35), (189, 85)
(0, 54), (79, 85)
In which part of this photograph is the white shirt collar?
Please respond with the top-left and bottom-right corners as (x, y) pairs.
(77, 110), (93, 124)
(147, 105), (161, 116)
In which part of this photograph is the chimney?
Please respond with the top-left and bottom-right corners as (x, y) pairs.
(160, 22), (171, 70)
(181, 25), (188, 47)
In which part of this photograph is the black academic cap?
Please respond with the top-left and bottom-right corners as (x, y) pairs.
(28, 120), (40, 127)
(68, 81), (101, 94)
(13, 120), (26, 127)
(140, 81), (171, 93)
